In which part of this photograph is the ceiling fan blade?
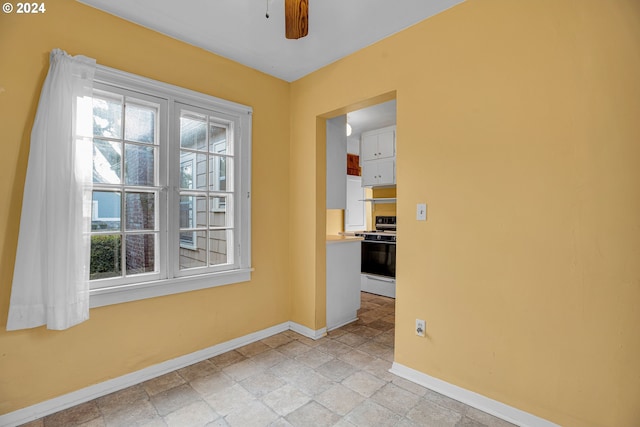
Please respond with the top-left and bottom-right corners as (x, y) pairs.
(285, 0), (309, 39)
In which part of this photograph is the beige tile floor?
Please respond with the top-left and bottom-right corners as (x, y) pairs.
(22, 292), (516, 427)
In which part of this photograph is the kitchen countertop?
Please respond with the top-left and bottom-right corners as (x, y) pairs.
(326, 234), (364, 244)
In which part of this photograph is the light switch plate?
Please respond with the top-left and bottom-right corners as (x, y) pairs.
(417, 203), (427, 221)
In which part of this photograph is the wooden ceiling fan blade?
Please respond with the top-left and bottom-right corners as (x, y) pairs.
(285, 0), (309, 39)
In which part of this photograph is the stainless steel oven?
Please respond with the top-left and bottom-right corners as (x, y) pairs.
(358, 216), (396, 279)
(361, 238), (396, 278)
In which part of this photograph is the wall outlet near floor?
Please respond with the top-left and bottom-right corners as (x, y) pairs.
(415, 319), (426, 337)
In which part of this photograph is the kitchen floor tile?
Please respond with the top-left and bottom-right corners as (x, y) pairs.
(239, 372), (286, 397)
(42, 401), (102, 427)
(294, 347), (335, 368)
(314, 383), (365, 416)
(341, 371), (387, 397)
(318, 357), (358, 381)
(162, 400), (217, 427)
(208, 350), (246, 369)
(101, 398), (160, 427)
(284, 401), (340, 427)
(149, 383), (202, 417)
(176, 360), (220, 382)
(371, 382), (422, 416)
(344, 400), (402, 427)
(337, 348), (377, 367)
(190, 371), (236, 397)
(405, 398), (464, 426)
(223, 400), (278, 427)
(142, 372), (186, 397)
(235, 341), (271, 358)
(203, 383), (255, 416)
(261, 384), (311, 417)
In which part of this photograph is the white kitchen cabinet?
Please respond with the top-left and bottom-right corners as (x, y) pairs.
(361, 125), (396, 187)
(345, 175), (366, 231)
(326, 240), (361, 330)
(361, 125), (395, 161)
(361, 158), (395, 187)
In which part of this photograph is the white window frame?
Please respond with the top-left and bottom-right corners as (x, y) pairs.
(89, 65), (252, 308)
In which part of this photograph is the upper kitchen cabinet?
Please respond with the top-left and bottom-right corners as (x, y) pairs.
(362, 158), (394, 187)
(361, 125), (396, 187)
(361, 125), (395, 161)
(326, 115), (348, 208)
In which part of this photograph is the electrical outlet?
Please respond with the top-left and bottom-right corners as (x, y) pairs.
(415, 319), (426, 337)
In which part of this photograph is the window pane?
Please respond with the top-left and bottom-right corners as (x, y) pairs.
(180, 114), (206, 150)
(209, 124), (229, 154)
(90, 234), (121, 280)
(180, 157), (194, 189)
(93, 96), (122, 139)
(195, 153), (208, 190)
(179, 152), (207, 190)
(126, 234), (155, 275)
(209, 195), (231, 227)
(125, 144), (155, 186)
(92, 191), (121, 230)
(93, 139), (121, 184)
(209, 229), (232, 266)
(125, 103), (156, 144)
(125, 192), (155, 230)
(209, 155), (229, 192)
(179, 195), (207, 228)
(179, 231), (207, 269)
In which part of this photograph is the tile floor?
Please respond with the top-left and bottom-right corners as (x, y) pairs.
(21, 292), (516, 427)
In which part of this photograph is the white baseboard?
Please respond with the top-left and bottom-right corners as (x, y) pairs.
(289, 321), (327, 340)
(390, 362), (560, 427)
(327, 316), (358, 332)
(0, 322), (292, 427)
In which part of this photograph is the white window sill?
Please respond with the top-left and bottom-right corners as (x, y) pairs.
(89, 268), (253, 308)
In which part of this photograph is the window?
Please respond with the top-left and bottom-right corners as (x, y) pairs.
(177, 106), (235, 272)
(88, 66), (252, 307)
(90, 89), (162, 284)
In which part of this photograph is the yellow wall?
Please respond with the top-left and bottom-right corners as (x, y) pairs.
(289, 0), (640, 426)
(326, 209), (344, 235)
(2, 1), (639, 426)
(0, 0), (291, 414)
(371, 187), (397, 220)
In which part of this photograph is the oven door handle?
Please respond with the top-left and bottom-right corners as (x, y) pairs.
(364, 275), (396, 283)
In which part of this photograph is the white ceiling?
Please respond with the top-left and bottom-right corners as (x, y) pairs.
(345, 100), (397, 154)
(348, 100), (396, 139)
(78, 0), (464, 82)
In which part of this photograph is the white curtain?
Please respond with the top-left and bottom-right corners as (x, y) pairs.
(7, 49), (96, 331)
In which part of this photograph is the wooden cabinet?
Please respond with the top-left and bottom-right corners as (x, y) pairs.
(361, 126), (396, 187)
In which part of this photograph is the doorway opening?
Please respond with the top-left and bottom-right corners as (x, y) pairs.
(324, 92), (397, 343)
